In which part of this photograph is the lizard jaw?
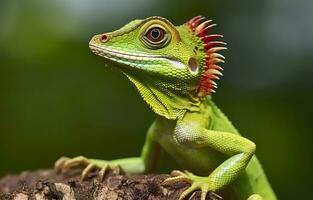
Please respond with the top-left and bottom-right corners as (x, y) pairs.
(89, 44), (185, 70)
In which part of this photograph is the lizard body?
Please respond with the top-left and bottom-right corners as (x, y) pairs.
(55, 16), (277, 200)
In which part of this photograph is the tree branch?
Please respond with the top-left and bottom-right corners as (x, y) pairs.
(0, 169), (221, 200)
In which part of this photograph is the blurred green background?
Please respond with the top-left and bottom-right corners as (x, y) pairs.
(0, 0), (312, 199)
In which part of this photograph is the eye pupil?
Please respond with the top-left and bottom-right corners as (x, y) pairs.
(151, 29), (160, 39)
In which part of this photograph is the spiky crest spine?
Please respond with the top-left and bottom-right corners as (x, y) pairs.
(186, 16), (227, 97)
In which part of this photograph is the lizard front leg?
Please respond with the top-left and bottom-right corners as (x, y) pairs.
(163, 121), (257, 200)
(55, 120), (161, 180)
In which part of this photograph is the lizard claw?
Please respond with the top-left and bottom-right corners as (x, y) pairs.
(171, 170), (187, 176)
(54, 156), (69, 172)
(99, 164), (109, 181)
(54, 156), (115, 181)
(162, 170), (222, 200)
(81, 163), (97, 181)
(62, 156), (89, 171)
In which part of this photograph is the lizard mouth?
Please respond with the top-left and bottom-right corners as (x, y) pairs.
(89, 44), (186, 70)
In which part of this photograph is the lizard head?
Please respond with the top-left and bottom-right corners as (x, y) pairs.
(89, 16), (226, 119)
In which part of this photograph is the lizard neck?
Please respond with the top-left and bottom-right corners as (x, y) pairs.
(124, 73), (202, 119)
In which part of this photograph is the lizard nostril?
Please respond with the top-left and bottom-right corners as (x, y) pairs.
(100, 34), (109, 43)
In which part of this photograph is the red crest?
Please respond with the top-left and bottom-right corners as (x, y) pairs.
(186, 16), (227, 97)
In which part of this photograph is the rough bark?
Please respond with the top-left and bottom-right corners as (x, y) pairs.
(0, 169), (221, 200)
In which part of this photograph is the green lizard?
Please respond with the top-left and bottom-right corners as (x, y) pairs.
(55, 16), (277, 200)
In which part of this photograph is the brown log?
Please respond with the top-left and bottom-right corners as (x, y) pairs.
(0, 169), (221, 200)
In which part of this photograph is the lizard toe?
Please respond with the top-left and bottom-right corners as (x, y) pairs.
(81, 163), (97, 181)
(62, 156), (89, 171)
(54, 156), (70, 172)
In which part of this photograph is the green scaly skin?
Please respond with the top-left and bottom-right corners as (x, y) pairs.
(55, 16), (277, 200)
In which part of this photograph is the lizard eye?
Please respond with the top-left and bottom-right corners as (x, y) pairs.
(142, 26), (169, 49)
(146, 28), (165, 42)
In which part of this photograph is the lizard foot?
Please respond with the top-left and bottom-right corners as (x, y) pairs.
(54, 156), (119, 181)
(162, 170), (222, 200)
